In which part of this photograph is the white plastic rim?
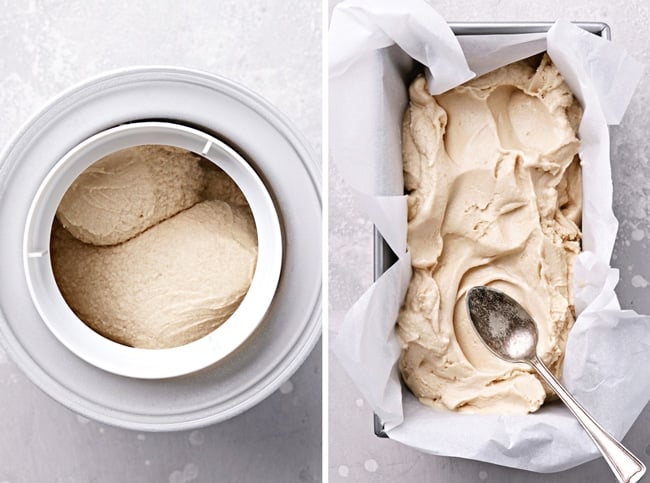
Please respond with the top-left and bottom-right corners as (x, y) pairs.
(23, 121), (283, 379)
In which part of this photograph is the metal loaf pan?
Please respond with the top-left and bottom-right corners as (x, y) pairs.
(373, 20), (611, 438)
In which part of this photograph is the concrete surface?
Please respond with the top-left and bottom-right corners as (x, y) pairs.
(0, 1), (321, 482)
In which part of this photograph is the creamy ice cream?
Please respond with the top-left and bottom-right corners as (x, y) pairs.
(398, 54), (582, 413)
(51, 145), (258, 349)
(201, 160), (250, 207)
(51, 200), (257, 349)
(57, 145), (205, 246)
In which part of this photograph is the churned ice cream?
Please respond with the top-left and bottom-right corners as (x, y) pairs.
(397, 54), (582, 413)
(51, 145), (258, 349)
(57, 146), (205, 246)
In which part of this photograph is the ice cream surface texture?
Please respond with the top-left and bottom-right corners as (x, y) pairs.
(56, 145), (205, 246)
(397, 54), (582, 413)
(51, 145), (258, 349)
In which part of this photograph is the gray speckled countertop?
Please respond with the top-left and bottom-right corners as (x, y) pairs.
(0, 1), (321, 482)
(328, 0), (650, 481)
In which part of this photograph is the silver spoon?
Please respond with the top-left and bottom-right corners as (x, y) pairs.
(466, 286), (646, 483)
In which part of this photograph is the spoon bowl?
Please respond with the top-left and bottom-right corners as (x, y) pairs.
(466, 286), (537, 362)
(466, 286), (646, 483)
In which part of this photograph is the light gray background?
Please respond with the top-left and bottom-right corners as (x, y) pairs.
(329, 0), (650, 481)
(0, 1), (321, 482)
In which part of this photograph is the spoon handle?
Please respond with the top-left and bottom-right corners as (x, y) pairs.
(529, 356), (646, 483)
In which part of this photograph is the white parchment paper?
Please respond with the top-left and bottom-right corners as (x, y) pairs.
(330, 0), (649, 473)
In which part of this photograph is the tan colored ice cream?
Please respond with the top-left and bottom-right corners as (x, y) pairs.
(201, 161), (250, 207)
(51, 200), (257, 349)
(397, 54), (582, 413)
(51, 145), (258, 349)
(57, 145), (205, 246)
